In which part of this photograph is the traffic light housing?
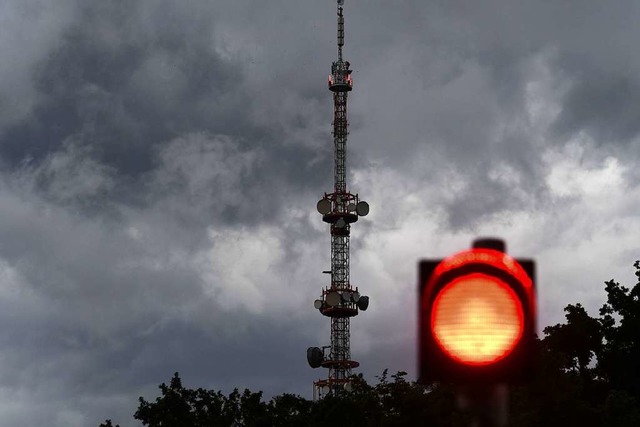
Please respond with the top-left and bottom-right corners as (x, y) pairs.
(418, 239), (536, 384)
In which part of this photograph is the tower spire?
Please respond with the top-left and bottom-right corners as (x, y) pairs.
(307, 0), (370, 399)
(337, 2), (344, 62)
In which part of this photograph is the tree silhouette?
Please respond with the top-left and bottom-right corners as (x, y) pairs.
(509, 260), (640, 426)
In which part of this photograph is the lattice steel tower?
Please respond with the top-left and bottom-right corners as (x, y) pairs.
(307, 0), (370, 399)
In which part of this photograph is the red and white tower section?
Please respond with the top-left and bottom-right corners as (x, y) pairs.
(307, 0), (370, 399)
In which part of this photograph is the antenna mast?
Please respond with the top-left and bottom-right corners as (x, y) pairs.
(307, 0), (370, 399)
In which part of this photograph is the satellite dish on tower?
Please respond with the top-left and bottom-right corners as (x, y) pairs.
(347, 202), (357, 212)
(356, 201), (369, 216)
(326, 291), (341, 307)
(341, 292), (351, 303)
(352, 291), (360, 302)
(317, 199), (331, 215)
(338, 0), (344, 5)
(307, 347), (323, 368)
(314, 299), (323, 310)
(357, 296), (369, 311)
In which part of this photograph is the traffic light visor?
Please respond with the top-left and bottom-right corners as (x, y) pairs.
(431, 273), (524, 365)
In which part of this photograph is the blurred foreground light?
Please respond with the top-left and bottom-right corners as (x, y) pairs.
(418, 239), (536, 384)
(431, 273), (524, 365)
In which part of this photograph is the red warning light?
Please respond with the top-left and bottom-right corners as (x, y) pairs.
(431, 273), (524, 365)
(418, 241), (536, 384)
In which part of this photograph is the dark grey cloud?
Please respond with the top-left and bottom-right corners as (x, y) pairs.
(552, 64), (640, 144)
(0, 170), (329, 426)
(0, 0), (332, 224)
(3, 1), (239, 171)
(341, 0), (640, 225)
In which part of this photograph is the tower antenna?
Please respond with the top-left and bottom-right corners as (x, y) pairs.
(307, 0), (370, 399)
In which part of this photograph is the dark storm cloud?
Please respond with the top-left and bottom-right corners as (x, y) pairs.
(2, 1), (241, 173)
(0, 0), (332, 224)
(0, 3), (338, 398)
(340, 0), (640, 228)
(453, 0), (640, 150)
(552, 63), (640, 144)
(332, 2), (548, 229)
(0, 168), (326, 426)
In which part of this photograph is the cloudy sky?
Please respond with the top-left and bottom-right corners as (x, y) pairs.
(1, 0), (639, 425)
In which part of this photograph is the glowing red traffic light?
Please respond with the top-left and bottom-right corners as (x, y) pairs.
(431, 273), (524, 365)
(418, 241), (536, 384)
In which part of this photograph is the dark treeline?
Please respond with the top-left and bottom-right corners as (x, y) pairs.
(102, 261), (640, 427)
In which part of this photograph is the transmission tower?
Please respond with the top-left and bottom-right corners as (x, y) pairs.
(307, 0), (370, 399)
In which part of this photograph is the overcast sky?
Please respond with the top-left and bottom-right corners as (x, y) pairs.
(1, 0), (639, 425)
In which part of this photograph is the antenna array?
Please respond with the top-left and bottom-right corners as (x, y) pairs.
(307, 0), (370, 399)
